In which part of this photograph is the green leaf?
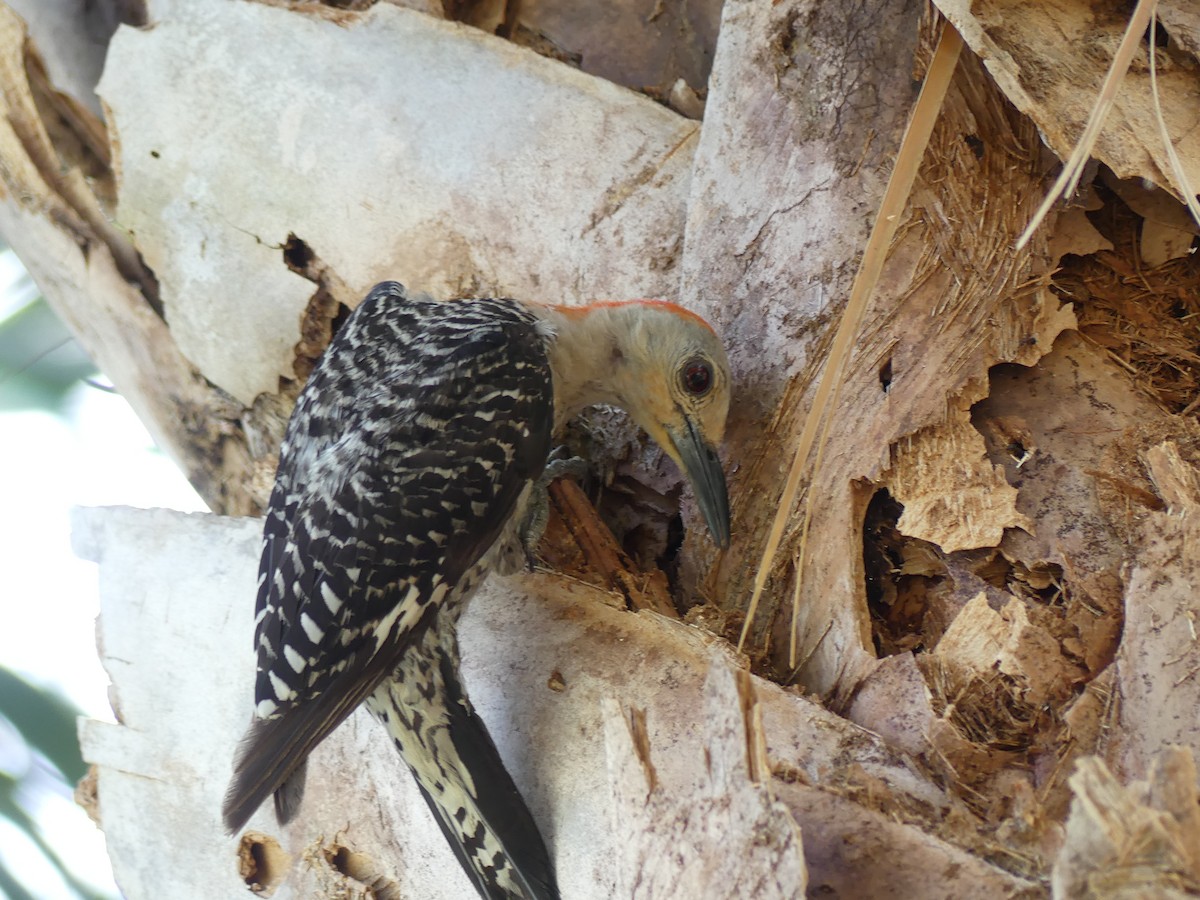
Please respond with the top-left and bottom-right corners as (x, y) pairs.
(0, 667), (87, 783)
(0, 773), (109, 900)
(0, 298), (96, 411)
(0, 861), (40, 900)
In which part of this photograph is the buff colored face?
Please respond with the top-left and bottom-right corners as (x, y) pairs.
(611, 306), (732, 547)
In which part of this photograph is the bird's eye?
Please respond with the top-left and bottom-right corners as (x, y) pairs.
(681, 359), (713, 396)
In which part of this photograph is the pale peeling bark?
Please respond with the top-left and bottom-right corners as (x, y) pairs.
(684, 15), (1077, 694)
(676, 0), (927, 695)
(1, 0), (1199, 896)
(933, 0), (1200, 204)
(99, 0), (697, 407)
(1053, 751), (1200, 898)
(73, 507), (1036, 899)
(1113, 442), (1200, 781)
(0, 2), (257, 514)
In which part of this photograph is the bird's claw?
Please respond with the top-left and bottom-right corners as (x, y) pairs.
(519, 448), (588, 569)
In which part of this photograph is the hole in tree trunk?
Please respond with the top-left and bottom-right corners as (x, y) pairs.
(236, 832), (291, 896)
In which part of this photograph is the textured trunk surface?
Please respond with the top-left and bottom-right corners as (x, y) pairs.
(3, 0), (1200, 896)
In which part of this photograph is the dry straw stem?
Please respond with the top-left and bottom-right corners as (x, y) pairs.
(1016, 0), (1158, 250)
(736, 22), (964, 660)
(1150, 12), (1200, 229)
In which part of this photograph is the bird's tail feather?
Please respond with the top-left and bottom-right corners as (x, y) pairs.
(368, 644), (559, 900)
(223, 651), (389, 834)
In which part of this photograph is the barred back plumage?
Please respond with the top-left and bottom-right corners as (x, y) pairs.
(223, 283), (558, 898)
(224, 278), (733, 900)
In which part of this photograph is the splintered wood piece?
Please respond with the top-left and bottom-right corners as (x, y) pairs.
(884, 412), (1033, 552)
(933, 0), (1200, 208)
(1053, 751), (1200, 897)
(547, 479), (678, 619)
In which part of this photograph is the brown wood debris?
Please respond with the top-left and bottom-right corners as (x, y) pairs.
(541, 479), (679, 619)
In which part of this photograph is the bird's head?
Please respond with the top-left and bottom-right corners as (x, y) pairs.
(549, 300), (732, 548)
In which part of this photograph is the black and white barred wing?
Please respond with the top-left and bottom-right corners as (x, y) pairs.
(223, 284), (554, 832)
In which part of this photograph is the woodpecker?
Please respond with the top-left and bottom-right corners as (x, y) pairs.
(223, 281), (731, 900)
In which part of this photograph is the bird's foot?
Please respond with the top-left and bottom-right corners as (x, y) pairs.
(519, 448), (588, 569)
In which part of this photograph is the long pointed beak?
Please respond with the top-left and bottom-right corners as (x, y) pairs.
(671, 419), (730, 549)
